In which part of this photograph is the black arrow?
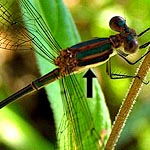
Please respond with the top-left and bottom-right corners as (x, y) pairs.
(83, 69), (96, 98)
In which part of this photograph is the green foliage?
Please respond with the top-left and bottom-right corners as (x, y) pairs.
(30, 0), (111, 149)
(0, 108), (53, 150)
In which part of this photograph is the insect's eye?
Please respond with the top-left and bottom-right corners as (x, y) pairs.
(124, 39), (138, 53)
(109, 16), (126, 32)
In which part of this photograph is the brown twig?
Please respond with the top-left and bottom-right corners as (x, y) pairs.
(105, 47), (150, 150)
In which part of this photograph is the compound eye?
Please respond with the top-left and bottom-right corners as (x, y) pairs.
(124, 39), (138, 53)
(109, 16), (126, 32)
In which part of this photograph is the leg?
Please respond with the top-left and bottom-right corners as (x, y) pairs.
(106, 59), (137, 79)
(106, 59), (149, 84)
(117, 49), (150, 65)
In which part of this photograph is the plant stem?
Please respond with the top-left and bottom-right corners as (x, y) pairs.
(105, 47), (150, 150)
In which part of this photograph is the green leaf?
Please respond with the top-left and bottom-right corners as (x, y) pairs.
(0, 108), (53, 150)
(19, 0), (112, 149)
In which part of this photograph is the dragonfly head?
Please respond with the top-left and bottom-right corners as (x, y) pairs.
(110, 16), (139, 54)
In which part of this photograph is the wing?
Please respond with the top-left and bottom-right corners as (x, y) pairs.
(0, 0), (61, 63)
(57, 73), (102, 149)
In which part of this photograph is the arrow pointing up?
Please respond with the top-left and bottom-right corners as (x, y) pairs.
(83, 69), (96, 98)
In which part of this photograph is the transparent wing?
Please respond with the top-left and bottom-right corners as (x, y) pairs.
(0, 0), (61, 63)
(57, 74), (101, 149)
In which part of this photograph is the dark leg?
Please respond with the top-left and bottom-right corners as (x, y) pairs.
(106, 59), (149, 84)
(117, 49), (150, 65)
(106, 59), (137, 79)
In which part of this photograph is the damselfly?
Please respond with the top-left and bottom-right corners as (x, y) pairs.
(0, 0), (150, 149)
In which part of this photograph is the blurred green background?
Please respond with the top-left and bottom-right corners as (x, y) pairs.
(0, 0), (150, 150)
